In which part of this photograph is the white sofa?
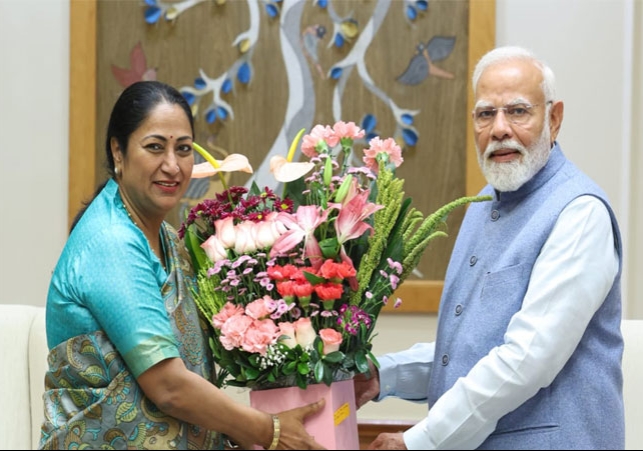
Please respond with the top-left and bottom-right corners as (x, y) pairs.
(0, 304), (47, 450)
(1, 304), (641, 450)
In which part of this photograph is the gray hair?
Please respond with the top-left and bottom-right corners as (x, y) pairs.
(472, 46), (557, 102)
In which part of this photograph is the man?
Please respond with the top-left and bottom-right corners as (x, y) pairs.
(355, 46), (624, 450)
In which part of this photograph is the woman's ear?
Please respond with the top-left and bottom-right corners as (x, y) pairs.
(110, 137), (123, 163)
(548, 100), (564, 145)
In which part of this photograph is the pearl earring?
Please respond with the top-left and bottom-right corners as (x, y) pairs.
(115, 167), (119, 176)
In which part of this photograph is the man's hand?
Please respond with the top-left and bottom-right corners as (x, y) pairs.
(353, 358), (380, 409)
(368, 432), (407, 450)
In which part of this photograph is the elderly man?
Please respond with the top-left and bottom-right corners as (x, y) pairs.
(355, 46), (624, 450)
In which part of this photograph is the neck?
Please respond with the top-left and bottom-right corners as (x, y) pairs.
(121, 196), (166, 270)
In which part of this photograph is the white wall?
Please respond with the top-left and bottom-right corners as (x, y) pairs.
(0, 0), (69, 306)
(1, 0), (640, 425)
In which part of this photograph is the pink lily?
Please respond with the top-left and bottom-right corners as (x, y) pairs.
(191, 154), (254, 179)
(269, 155), (315, 183)
(334, 190), (384, 245)
(269, 205), (331, 269)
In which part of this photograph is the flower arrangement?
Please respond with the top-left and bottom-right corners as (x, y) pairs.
(179, 122), (491, 390)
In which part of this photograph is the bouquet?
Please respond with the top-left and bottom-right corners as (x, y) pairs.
(179, 122), (490, 391)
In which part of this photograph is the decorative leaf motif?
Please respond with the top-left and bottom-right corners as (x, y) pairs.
(402, 128), (418, 146)
(116, 401), (138, 424)
(406, 5), (417, 21)
(144, 6), (162, 24)
(237, 62), (251, 84)
(427, 36), (456, 62)
(79, 365), (107, 385)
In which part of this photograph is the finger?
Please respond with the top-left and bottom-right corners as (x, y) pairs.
(301, 398), (326, 418)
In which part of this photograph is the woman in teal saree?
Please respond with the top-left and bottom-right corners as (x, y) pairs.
(40, 81), (324, 450)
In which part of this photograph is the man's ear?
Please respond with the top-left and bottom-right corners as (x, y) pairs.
(548, 100), (564, 144)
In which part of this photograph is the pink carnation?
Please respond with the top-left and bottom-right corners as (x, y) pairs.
(363, 137), (403, 173)
(301, 125), (338, 158)
(245, 295), (277, 320)
(219, 315), (253, 351)
(212, 302), (245, 329)
(332, 121), (365, 141)
(241, 319), (280, 355)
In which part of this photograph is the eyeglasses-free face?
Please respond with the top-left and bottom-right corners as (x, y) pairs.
(473, 101), (552, 129)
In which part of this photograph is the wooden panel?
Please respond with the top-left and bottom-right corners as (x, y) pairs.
(69, 0), (495, 313)
(358, 420), (416, 449)
(466, 0), (495, 197)
(68, 0), (97, 230)
(382, 0), (496, 315)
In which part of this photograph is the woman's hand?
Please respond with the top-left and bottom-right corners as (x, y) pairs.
(274, 399), (327, 450)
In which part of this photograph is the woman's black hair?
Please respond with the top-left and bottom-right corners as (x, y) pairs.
(70, 81), (194, 233)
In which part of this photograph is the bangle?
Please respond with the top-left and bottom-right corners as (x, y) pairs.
(223, 436), (240, 449)
(268, 414), (280, 450)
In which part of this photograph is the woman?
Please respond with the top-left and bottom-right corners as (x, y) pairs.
(40, 81), (325, 450)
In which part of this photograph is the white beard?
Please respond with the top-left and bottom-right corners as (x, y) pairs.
(477, 125), (552, 192)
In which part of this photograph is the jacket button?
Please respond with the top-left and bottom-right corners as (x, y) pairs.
(469, 256), (477, 266)
(441, 354), (449, 365)
(455, 304), (463, 315)
(491, 210), (500, 221)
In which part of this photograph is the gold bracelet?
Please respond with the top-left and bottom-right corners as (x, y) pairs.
(268, 414), (280, 450)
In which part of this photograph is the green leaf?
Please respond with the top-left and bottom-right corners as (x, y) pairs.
(355, 350), (369, 373)
(296, 374), (307, 390)
(322, 364), (333, 386)
(283, 361), (297, 375)
(297, 362), (310, 375)
(367, 351), (380, 369)
(314, 360), (325, 383)
(314, 337), (324, 355)
(185, 228), (208, 272)
(248, 181), (262, 197)
(244, 367), (259, 380)
(322, 351), (345, 363)
(318, 237), (340, 259)
(303, 270), (327, 285)
(283, 176), (307, 206)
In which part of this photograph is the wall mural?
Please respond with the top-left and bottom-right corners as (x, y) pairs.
(96, 0), (470, 281)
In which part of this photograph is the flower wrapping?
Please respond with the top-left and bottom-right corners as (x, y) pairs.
(249, 379), (359, 450)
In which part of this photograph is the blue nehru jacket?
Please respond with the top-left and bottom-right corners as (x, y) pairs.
(429, 144), (624, 449)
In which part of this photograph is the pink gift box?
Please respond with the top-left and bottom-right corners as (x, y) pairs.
(249, 378), (359, 450)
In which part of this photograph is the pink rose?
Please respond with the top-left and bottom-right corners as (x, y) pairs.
(241, 319), (279, 355)
(234, 220), (258, 254)
(294, 317), (317, 348)
(214, 216), (236, 249)
(201, 235), (228, 263)
(277, 322), (298, 348)
(319, 328), (343, 354)
(254, 213), (287, 249)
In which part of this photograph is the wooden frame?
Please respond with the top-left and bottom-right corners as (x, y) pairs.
(68, 0), (495, 314)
